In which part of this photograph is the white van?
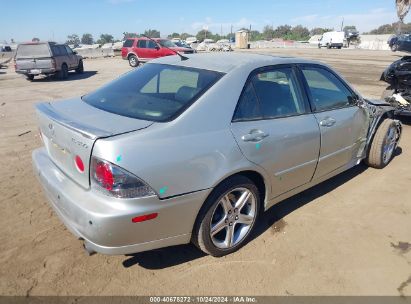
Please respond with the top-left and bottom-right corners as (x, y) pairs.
(318, 31), (345, 49)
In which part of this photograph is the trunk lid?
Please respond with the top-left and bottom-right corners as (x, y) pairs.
(36, 98), (154, 189)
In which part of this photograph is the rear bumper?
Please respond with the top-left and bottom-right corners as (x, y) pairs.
(32, 148), (210, 255)
(16, 68), (56, 75)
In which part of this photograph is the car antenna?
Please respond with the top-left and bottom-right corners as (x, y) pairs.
(142, 34), (189, 61)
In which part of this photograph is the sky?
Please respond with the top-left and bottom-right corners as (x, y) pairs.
(0, 0), (409, 43)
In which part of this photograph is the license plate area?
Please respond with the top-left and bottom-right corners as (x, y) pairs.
(30, 69), (41, 74)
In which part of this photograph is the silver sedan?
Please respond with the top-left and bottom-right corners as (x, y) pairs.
(32, 53), (402, 257)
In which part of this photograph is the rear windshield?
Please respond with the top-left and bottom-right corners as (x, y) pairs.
(82, 64), (224, 122)
(16, 44), (50, 58)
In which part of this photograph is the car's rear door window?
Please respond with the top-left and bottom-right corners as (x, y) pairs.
(301, 67), (354, 111)
(82, 64), (223, 122)
(233, 67), (306, 121)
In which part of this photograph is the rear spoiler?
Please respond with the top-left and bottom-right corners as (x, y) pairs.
(35, 102), (113, 140)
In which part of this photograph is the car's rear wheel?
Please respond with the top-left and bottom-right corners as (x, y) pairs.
(58, 64), (68, 80)
(391, 44), (398, 52)
(192, 175), (261, 257)
(76, 60), (84, 74)
(128, 55), (139, 67)
(366, 119), (400, 169)
(26, 75), (34, 81)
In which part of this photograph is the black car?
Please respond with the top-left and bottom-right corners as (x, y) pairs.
(381, 56), (411, 116)
(388, 34), (411, 52)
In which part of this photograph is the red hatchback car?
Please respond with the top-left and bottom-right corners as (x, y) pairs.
(121, 38), (195, 67)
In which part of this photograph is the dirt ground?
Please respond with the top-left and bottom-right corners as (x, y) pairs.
(0, 48), (410, 296)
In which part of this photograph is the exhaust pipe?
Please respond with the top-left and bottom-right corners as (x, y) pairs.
(83, 241), (96, 256)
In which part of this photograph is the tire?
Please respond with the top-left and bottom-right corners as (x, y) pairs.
(391, 44), (398, 52)
(366, 119), (400, 169)
(337, 46), (342, 49)
(128, 55), (139, 67)
(75, 60), (84, 74)
(26, 75), (34, 81)
(327, 44), (331, 49)
(58, 64), (68, 80)
(318, 44), (321, 49)
(192, 175), (261, 257)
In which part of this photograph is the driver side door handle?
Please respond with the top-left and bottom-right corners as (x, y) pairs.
(319, 117), (337, 127)
(241, 129), (269, 142)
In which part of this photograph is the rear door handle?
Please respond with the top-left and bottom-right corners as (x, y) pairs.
(241, 130), (269, 142)
(319, 117), (336, 127)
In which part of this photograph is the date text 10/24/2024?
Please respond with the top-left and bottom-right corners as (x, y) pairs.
(149, 297), (257, 303)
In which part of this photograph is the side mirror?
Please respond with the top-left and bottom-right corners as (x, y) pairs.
(73, 51), (78, 55)
(155, 45), (160, 50)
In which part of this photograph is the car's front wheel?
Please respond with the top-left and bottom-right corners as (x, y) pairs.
(128, 55), (139, 67)
(192, 175), (261, 257)
(366, 119), (400, 169)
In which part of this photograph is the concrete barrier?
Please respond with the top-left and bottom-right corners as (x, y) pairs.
(358, 34), (392, 51)
(250, 40), (317, 49)
(74, 47), (114, 58)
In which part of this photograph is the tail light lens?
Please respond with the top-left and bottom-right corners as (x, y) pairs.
(51, 58), (56, 69)
(91, 157), (155, 198)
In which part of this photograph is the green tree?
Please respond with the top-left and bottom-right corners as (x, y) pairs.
(273, 25), (292, 38)
(122, 32), (139, 40)
(310, 27), (333, 35)
(262, 25), (275, 40)
(168, 32), (180, 39)
(196, 29), (212, 42)
(66, 34), (80, 45)
(249, 30), (263, 41)
(368, 23), (396, 34)
(81, 33), (94, 45)
(180, 33), (194, 40)
(287, 25), (310, 41)
(143, 29), (160, 38)
(97, 34), (114, 44)
(32, 37), (40, 42)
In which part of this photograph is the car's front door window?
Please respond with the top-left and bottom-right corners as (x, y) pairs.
(301, 67), (354, 111)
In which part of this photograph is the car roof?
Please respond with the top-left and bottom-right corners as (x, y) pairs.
(150, 52), (322, 73)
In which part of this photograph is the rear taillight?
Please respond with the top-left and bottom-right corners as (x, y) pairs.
(51, 58), (56, 69)
(91, 157), (155, 198)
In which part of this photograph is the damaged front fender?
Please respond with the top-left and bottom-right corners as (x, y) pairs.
(358, 99), (402, 157)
